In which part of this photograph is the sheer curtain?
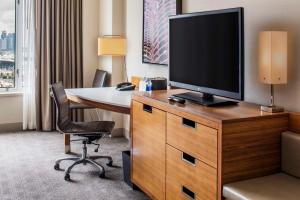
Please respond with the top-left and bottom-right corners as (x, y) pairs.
(17, 0), (36, 130)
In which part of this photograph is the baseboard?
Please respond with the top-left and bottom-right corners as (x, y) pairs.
(0, 122), (23, 133)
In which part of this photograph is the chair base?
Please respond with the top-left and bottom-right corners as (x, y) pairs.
(54, 141), (113, 181)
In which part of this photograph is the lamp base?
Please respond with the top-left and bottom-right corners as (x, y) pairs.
(260, 105), (284, 113)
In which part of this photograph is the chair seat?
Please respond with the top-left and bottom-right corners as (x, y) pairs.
(69, 102), (94, 109)
(223, 173), (300, 200)
(62, 121), (115, 135)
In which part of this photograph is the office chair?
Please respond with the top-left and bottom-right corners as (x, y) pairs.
(92, 69), (108, 88)
(50, 82), (115, 181)
(70, 69), (108, 110)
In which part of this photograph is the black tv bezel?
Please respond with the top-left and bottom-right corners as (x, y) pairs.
(168, 7), (244, 101)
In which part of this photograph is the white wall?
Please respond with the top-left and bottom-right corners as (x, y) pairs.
(98, 0), (126, 137)
(0, 94), (22, 126)
(126, 0), (300, 112)
(83, 0), (100, 89)
(126, 0), (169, 80)
(99, 0), (126, 86)
(82, 0), (102, 122)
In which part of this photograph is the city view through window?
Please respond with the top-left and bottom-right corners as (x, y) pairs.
(0, 0), (16, 88)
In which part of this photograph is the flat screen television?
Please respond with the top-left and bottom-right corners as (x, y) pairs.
(169, 7), (244, 106)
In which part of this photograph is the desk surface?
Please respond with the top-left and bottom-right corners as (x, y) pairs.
(66, 87), (133, 114)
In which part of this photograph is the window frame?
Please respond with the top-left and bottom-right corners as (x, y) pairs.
(0, 0), (21, 93)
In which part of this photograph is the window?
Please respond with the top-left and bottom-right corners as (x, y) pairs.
(0, 0), (16, 90)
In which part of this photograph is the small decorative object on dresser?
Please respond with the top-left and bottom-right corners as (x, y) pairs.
(150, 77), (168, 90)
(259, 31), (288, 113)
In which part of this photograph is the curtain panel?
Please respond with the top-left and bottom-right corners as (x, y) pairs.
(35, 0), (83, 131)
(17, 0), (37, 130)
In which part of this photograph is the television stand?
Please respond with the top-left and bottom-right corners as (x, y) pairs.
(173, 92), (238, 107)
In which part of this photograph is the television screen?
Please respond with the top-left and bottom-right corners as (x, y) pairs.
(169, 8), (244, 100)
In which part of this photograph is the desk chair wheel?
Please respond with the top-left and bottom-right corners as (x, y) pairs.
(99, 171), (105, 178)
(54, 164), (60, 170)
(106, 160), (113, 167)
(64, 173), (71, 181)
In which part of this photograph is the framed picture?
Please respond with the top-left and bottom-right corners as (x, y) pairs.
(143, 0), (182, 65)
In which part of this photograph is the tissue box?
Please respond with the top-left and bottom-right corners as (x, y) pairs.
(150, 78), (167, 90)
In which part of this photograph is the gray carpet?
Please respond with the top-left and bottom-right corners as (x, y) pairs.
(0, 132), (148, 200)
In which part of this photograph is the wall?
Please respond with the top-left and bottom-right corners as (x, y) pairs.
(0, 94), (23, 131)
(82, 0), (106, 122)
(126, 0), (169, 80)
(83, 0), (100, 89)
(98, 0), (126, 137)
(80, 0), (127, 136)
(99, 0), (126, 86)
(126, 0), (300, 112)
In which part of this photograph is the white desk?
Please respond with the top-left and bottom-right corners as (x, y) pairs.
(66, 87), (133, 114)
(64, 87), (134, 153)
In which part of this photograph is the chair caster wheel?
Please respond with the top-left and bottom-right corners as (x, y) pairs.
(106, 160), (113, 167)
(94, 149), (98, 152)
(64, 174), (71, 181)
(99, 171), (105, 178)
(54, 164), (60, 170)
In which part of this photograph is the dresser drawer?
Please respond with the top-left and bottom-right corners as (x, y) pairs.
(167, 113), (218, 168)
(132, 101), (166, 200)
(166, 145), (217, 200)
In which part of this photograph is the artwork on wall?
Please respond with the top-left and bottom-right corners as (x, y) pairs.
(143, 0), (182, 65)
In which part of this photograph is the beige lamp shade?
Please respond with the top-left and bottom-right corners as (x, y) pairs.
(98, 36), (127, 56)
(259, 31), (288, 84)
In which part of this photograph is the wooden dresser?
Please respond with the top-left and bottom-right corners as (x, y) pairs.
(131, 89), (289, 200)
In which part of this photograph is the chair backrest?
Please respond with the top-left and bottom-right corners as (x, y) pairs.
(92, 69), (108, 88)
(50, 82), (71, 131)
(282, 131), (300, 178)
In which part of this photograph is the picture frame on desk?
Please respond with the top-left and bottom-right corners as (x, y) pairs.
(142, 0), (182, 65)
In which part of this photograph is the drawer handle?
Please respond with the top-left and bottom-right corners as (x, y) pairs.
(181, 186), (195, 200)
(182, 152), (196, 166)
(182, 118), (196, 129)
(143, 104), (152, 113)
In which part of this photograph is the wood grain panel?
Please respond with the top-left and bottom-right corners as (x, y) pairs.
(132, 89), (288, 123)
(131, 90), (291, 200)
(289, 112), (300, 134)
(167, 113), (218, 168)
(166, 145), (217, 200)
(222, 116), (289, 184)
(132, 101), (166, 200)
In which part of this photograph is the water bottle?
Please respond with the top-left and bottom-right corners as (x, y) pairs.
(139, 77), (147, 92)
(146, 79), (152, 92)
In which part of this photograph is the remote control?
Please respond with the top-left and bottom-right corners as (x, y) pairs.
(168, 97), (175, 102)
(168, 96), (186, 104)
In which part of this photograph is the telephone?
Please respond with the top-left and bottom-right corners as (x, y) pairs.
(116, 82), (136, 91)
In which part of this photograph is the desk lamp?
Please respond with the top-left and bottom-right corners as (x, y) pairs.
(98, 36), (128, 81)
(259, 31), (287, 113)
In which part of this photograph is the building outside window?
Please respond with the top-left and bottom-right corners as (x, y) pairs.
(0, 0), (16, 90)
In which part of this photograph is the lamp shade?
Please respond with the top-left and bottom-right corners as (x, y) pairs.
(98, 36), (127, 56)
(259, 31), (287, 84)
